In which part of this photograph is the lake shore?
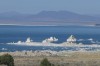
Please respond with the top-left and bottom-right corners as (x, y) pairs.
(0, 51), (100, 66)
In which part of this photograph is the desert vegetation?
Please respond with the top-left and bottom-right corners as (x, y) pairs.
(0, 52), (100, 66)
(40, 58), (55, 66)
(0, 54), (14, 66)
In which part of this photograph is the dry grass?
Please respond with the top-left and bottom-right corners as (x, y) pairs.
(13, 52), (100, 66)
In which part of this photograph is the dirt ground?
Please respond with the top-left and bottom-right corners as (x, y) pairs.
(13, 52), (100, 66)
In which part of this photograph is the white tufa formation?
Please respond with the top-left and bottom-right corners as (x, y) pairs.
(67, 35), (76, 43)
(42, 37), (58, 43)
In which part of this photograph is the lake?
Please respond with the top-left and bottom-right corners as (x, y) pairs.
(0, 25), (100, 51)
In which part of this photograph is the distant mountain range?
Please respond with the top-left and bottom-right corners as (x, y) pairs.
(0, 11), (100, 25)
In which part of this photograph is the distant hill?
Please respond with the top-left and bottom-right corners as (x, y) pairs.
(0, 11), (100, 25)
(30, 11), (99, 22)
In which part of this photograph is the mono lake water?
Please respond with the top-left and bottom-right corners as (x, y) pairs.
(0, 25), (100, 51)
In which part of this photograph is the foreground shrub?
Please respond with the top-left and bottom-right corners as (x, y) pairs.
(0, 54), (14, 66)
(40, 58), (54, 66)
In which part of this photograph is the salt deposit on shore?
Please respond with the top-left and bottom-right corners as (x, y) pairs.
(0, 50), (100, 57)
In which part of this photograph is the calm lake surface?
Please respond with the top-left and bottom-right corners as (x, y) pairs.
(0, 25), (100, 51)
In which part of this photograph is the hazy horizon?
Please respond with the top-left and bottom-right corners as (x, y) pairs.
(0, 0), (100, 15)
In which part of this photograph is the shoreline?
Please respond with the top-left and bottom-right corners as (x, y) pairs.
(0, 23), (98, 27)
(0, 50), (100, 57)
(1, 50), (100, 66)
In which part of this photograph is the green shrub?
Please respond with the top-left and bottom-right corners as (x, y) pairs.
(0, 54), (14, 66)
(40, 58), (54, 66)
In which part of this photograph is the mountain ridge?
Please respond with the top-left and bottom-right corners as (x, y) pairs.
(0, 11), (99, 25)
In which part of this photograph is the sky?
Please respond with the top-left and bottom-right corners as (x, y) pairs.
(0, 0), (100, 15)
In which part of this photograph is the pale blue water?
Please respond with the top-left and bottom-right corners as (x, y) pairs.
(0, 25), (100, 52)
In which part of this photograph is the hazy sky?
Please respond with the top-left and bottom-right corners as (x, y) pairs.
(0, 0), (100, 14)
